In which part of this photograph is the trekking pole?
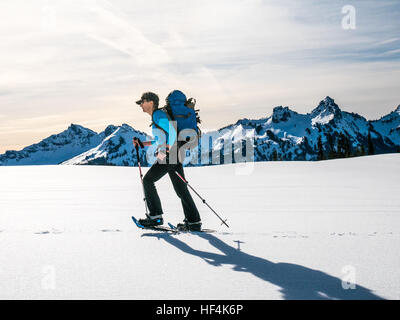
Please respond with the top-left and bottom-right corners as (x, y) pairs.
(174, 171), (229, 228)
(134, 138), (149, 216)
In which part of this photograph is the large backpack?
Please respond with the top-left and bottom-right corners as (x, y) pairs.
(151, 90), (201, 163)
(165, 90), (200, 134)
(152, 90), (201, 140)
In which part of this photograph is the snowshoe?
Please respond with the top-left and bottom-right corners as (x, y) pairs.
(138, 215), (163, 228)
(176, 220), (202, 232)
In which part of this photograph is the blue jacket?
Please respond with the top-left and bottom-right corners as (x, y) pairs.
(151, 109), (177, 152)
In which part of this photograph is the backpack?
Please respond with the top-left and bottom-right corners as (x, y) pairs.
(151, 90), (201, 141)
(151, 90), (201, 163)
(165, 90), (201, 135)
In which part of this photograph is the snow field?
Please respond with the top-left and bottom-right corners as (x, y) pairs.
(0, 154), (399, 299)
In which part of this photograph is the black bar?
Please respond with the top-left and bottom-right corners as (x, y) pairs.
(0, 300), (395, 318)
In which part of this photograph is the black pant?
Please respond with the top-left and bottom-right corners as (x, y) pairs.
(143, 162), (201, 223)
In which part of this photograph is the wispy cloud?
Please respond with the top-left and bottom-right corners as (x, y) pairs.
(381, 49), (400, 56)
(376, 38), (400, 46)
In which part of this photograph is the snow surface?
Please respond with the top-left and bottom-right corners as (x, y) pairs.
(0, 154), (399, 299)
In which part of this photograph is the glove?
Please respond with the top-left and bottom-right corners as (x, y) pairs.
(133, 137), (144, 148)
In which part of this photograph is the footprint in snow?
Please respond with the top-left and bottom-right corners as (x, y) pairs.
(272, 233), (308, 239)
(34, 229), (63, 235)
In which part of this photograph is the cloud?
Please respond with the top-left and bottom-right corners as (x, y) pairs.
(376, 38), (400, 46)
(85, 2), (171, 66)
(381, 49), (400, 56)
(0, 0), (399, 151)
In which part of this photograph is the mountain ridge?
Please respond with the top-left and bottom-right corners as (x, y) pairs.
(1, 96), (399, 166)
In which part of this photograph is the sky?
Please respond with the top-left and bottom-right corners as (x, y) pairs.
(0, 0), (399, 153)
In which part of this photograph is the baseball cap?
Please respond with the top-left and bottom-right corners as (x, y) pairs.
(135, 92), (159, 108)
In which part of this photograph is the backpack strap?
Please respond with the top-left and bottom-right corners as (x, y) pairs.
(150, 108), (171, 135)
(163, 105), (175, 121)
(174, 112), (192, 119)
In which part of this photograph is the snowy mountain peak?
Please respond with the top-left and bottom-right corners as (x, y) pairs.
(395, 105), (400, 114)
(121, 123), (135, 131)
(312, 96), (341, 114)
(101, 123), (140, 137)
(63, 123), (150, 166)
(323, 96), (335, 104)
(67, 123), (94, 135)
(310, 96), (342, 125)
(102, 125), (119, 137)
(0, 124), (103, 166)
(272, 106), (295, 123)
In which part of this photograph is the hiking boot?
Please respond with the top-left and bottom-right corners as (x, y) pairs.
(138, 215), (163, 227)
(177, 220), (202, 232)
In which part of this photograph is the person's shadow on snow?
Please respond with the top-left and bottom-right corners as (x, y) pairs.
(142, 232), (384, 300)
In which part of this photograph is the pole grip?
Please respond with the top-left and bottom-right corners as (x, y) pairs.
(134, 137), (144, 149)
